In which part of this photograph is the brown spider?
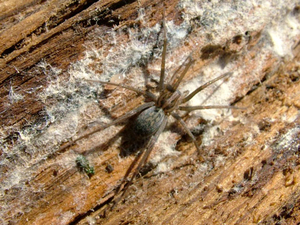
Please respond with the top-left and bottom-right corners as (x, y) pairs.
(60, 17), (235, 214)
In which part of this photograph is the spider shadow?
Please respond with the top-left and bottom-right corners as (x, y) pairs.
(84, 109), (151, 160)
(86, 63), (157, 157)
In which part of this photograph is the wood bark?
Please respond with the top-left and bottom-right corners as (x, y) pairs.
(1, 1), (300, 225)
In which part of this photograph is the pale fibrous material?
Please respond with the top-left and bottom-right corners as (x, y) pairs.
(1, 1), (299, 223)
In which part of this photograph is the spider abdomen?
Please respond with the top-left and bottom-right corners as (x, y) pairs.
(133, 106), (165, 137)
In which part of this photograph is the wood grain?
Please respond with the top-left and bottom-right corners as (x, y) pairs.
(1, 1), (299, 225)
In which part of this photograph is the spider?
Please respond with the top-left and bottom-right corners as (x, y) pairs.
(59, 16), (236, 214)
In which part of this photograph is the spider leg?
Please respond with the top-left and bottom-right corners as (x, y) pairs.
(158, 10), (167, 92)
(85, 79), (156, 100)
(131, 116), (167, 177)
(182, 72), (233, 103)
(179, 105), (244, 112)
(110, 116), (168, 210)
(112, 148), (145, 197)
(168, 55), (193, 89)
(101, 150), (144, 218)
(171, 112), (204, 160)
(170, 56), (195, 91)
(59, 102), (155, 152)
(158, 10), (195, 93)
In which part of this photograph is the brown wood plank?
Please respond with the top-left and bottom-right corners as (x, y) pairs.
(1, 1), (300, 225)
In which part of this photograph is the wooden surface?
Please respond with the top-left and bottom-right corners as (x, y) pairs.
(1, 1), (300, 224)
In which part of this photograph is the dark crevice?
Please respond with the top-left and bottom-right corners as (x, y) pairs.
(0, 0), (138, 58)
(0, 38), (26, 59)
(69, 195), (114, 225)
(1, 0), (97, 58)
(232, 34), (243, 45)
(79, 0), (138, 28)
(200, 44), (223, 60)
(44, 0), (100, 30)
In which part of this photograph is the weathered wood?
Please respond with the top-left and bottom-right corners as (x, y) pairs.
(1, 1), (300, 225)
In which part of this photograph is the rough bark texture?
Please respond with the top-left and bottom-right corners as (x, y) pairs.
(1, 1), (300, 225)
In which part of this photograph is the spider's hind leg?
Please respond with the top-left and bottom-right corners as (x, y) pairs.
(171, 112), (204, 161)
(103, 116), (168, 216)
